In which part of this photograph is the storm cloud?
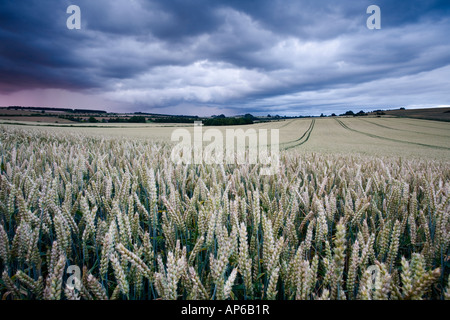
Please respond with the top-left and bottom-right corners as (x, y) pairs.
(0, 0), (449, 115)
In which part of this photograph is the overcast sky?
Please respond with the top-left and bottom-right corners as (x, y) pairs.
(0, 0), (449, 116)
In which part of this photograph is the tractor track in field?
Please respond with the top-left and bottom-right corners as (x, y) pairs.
(277, 119), (297, 129)
(359, 119), (450, 138)
(389, 118), (450, 135)
(335, 118), (450, 151)
(282, 118), (315, 150)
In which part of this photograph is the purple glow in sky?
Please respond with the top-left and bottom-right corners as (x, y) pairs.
(1, 0), (449, 116)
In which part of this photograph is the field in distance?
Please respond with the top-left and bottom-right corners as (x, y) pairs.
(2, 116), (449, 160)
(371, 107), (450, 122)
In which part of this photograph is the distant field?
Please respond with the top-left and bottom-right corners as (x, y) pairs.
(2, 117), (449, 159)
(375, 107), (450, 121)
(0, 116), (75, 123)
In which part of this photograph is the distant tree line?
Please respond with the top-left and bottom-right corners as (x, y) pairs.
(105, 116), (147, 123)
(151, 116), (200, 123)
(58, 115), (148, 123)
(6, 106), (106, 113)
(339, 110), (368, 117)
(203, 114), (256, 126)
(59, 115), (83, 122)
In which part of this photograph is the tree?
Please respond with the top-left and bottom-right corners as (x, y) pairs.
(204, 116), (254, 126)
(356, 110), (368, 116)
(128, 116), (147, 123)
(341, 110), (354, 116)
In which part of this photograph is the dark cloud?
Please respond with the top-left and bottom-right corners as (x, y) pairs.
(0, 0), (449, 115)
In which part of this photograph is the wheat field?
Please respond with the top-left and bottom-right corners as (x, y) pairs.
(0, 117), (449, 300)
